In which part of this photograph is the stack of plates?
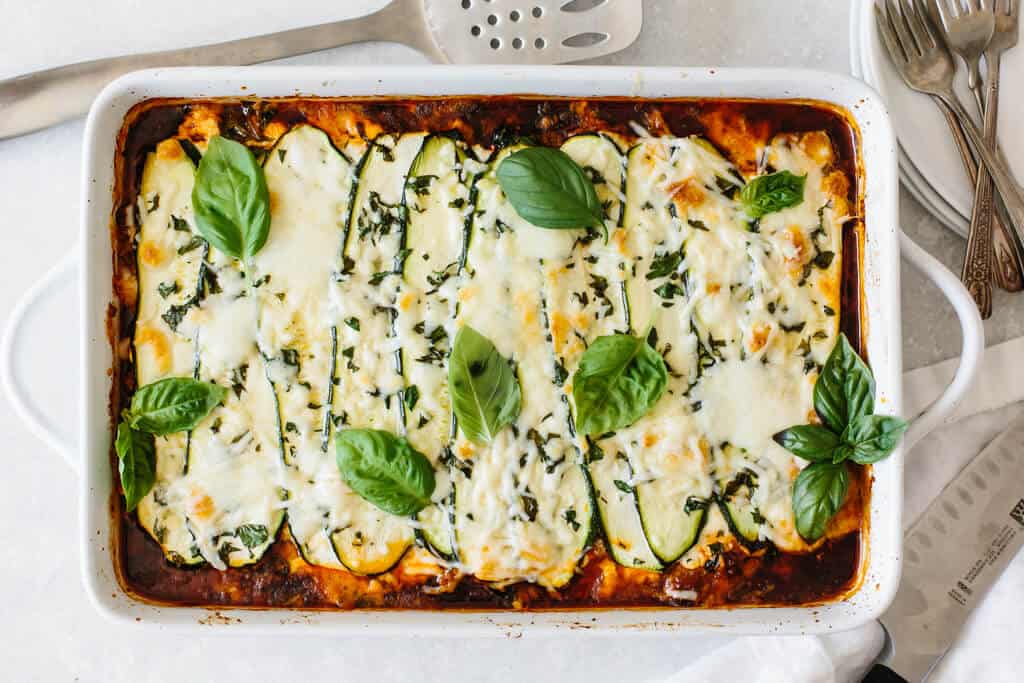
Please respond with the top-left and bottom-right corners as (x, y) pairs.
(850, 0), (1024, 237)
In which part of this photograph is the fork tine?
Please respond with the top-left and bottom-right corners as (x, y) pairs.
(886, 0), (920, 54)
(876, 2), (910, 63)
(916, 0), (944, 42)
(930, 0), (953, 28)
(904, 0), (938, 47)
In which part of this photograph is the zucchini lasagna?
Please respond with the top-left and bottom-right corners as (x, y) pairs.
(110, 96), (867, 609)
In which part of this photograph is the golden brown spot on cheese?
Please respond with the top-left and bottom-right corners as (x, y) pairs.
(611, 228), (628, 255)
(190, 494), (215, 520)
(155, 139), (183, 161)
(263, 121), (288, 143)
(817, 272), (839, 301)
(822, 170), (851, 216)
(136, 325), (171, 373)
(550, 311), (571, 350)
(303, 106), (383, 149)
(514, 291), (537, 326)
(798, 131), (834, 166)
(706, 282), (721, 295)
(457, 286), (476, 303)
(749, 323), (771, 353)
(178, 105), (220, 143)
(139, 241), (165, 267)
(699, 107), (771, 175)
(642, 432), (659, 448)
(696, 438), (711, 462)
(668, 179), (706, 209)
(398, 291), (416, 311)
(807, 409), (821, 424)
(268, 190), (280, 215)
(780, 226), (808, 276)
(458, 442), (475, 459)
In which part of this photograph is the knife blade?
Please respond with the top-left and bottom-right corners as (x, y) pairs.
(868, 414), (1024, 682)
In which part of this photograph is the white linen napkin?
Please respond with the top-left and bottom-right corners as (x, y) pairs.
(655, 335), (1024, 683)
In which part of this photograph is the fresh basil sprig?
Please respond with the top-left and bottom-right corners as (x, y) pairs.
(116, 377), (227, 510)
(572, 332), (668, 436)
(192, 135), (271, 261)
(125, 377), (228, 435)
(115, 422), (155, 512)
(773, 333), (907, 541)
(739, 170), (806, 218)
(335, 429), (436, 516)
(449, 326), (522, 445)
(496, 147), (605, 230)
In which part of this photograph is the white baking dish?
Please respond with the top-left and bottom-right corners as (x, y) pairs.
(1, 66), (984, 635)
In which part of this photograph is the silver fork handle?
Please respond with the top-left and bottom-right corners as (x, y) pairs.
(0, 0), (441, 140)
(940, 103), (1024, 293)
(940, 91), (1024, 241)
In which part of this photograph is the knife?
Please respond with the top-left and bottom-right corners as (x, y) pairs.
(865, 414), (1024, 681)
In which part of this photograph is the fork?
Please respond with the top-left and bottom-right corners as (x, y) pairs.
(926, 0), (1018, 300)
(876, 0), (1024, 317)
(929, 0), (1024, 294)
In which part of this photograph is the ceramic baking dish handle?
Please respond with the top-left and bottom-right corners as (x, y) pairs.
(1, 250), (79, 471)
(900, 231), (985, 450)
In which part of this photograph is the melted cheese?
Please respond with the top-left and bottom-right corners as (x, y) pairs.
(132, 124), (846, 578)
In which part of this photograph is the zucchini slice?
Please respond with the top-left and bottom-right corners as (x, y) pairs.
(256, 125), (355, 568)
(133, 141), (207, 566)
(715, 444), (769, 545)
(396, 134), (475, 559)
(451, 145), (593, 588)
(636, 478), (708, 564)
(328, 133), (426, 574)
(586, 442), (662, 570)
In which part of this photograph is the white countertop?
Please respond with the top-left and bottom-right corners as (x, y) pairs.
(0, 0), (1019, 680)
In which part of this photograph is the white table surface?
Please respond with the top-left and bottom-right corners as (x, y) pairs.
(1, 1), (1021, 680)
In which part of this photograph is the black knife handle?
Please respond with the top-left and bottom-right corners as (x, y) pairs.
(862, 664), (909, 682)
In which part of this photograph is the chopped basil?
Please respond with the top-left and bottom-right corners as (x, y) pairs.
(157, 281), (180, 299)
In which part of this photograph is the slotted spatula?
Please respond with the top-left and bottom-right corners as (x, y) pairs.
(0, 0), (643, 140)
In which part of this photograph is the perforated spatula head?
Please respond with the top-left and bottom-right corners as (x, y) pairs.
(424, 0), (643, 64)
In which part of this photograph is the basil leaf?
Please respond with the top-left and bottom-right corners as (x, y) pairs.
(739, 170), (806, 218)
(335, 429), (436, 516)
(814, 333), (875, 433)
(792, 462), (849, 541)
(115, 421), (155, 512)
(126, 377), (228, 435)
(449, 326), (522, 444)
(192, 135), (271, 261)
(844, 414), (909, 464)
(831, 443), (854, 464)
(496, 147), (605, 229)
(772, 424), (841, 462)
(572, 333), (668, 436)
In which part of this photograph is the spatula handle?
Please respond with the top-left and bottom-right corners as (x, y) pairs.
(0, 0), (442, 140)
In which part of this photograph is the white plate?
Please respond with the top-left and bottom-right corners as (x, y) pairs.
(855, 0), (1024, 225)
(850, 1), (970, 236)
